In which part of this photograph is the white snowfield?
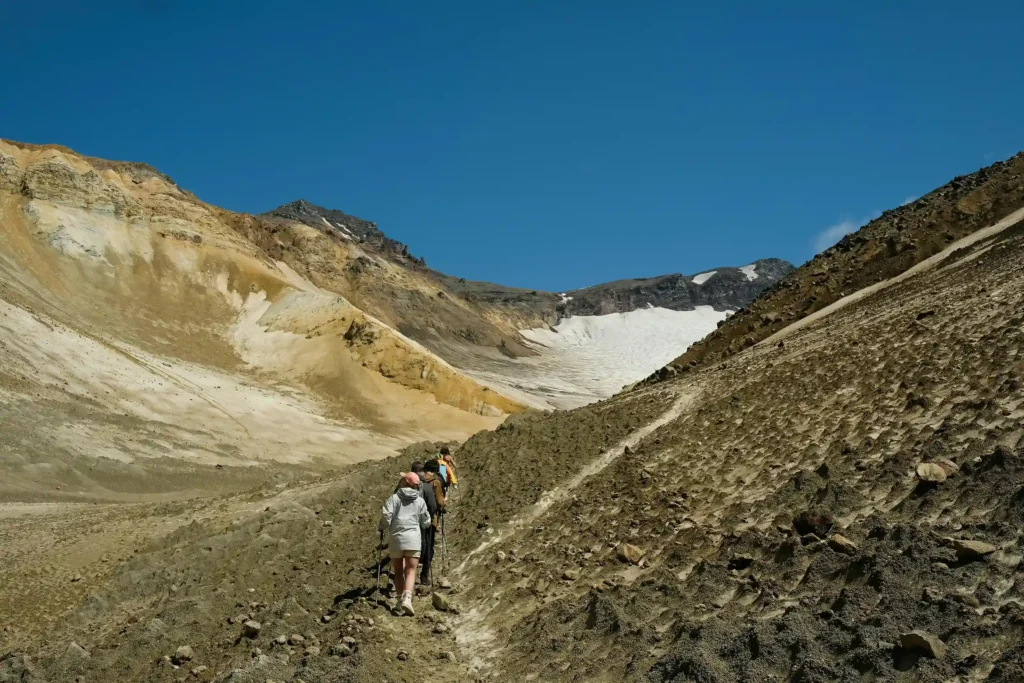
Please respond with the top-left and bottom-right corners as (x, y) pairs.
(740, 263), (758, 281)
(692, 271), (717, 285)
(462, 306), (730, 410)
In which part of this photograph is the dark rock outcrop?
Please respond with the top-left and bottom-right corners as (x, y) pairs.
(562, 259), (793, 316)
(264, 199), (424, 266)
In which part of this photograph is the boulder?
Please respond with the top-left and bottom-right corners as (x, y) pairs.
(916, 462), (947, 484)
(171, 645), (194, 665)
(899, 631), (947, 659)
(828, 535), (859, 555)
(432, 592), (454, 612)
(0, 652), (45, 682)
(946, 538), (998, 561)
(329, 644), (353, 658)
(616, 543), (644, 565)
(242, 620), (262, 639)
(64, 642), (90, 661)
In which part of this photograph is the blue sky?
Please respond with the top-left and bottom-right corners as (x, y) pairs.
(2, 2), (1021, 291)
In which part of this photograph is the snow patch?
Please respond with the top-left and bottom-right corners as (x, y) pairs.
(692, 271), (717, 285)
(322, 217), (351, 240)
(739, 263), (758, 281)
(334, 222), (357, 239)
(461, 306), (729, 409)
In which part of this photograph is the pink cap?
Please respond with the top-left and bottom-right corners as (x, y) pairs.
(401, 472), (420, 488)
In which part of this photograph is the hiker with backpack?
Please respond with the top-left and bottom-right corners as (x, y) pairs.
(437, 446), (459, 493)
(419, 459), (446, 586)
(378, 472), (430, 615)
(442, 453), (458, 490)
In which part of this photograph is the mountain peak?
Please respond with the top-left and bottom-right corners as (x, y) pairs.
(262, 199), (422, 264)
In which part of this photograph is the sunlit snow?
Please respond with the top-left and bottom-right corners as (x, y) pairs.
(740, 264), (758, 281)
(692, 271), (717, 285)
(321, 217), (352, 240)
(461, 306), (729, 409)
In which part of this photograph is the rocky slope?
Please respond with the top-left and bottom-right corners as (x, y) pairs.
(649, 153), (1024, 379)
(3, 151), (1024, 683)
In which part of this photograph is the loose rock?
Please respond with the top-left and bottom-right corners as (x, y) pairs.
(172, 645), (194, 665)
(241, 620), (262, 639)
(916, 462), (947, 483)
(616, 543), (644, 565)
(899, 631), (947, 659)
(828, 534), (858, 555)
(432, 592), (455, 612)
(946, 538), (998, 561)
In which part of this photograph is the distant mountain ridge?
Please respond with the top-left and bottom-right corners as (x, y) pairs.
(263, 199), (793, 320)
(560, 258), (794, 316)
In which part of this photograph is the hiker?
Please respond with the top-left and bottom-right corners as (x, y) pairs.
(442, 452), (459, 490)
(378, 472), (430, 615)
(437, 446), (456, 494)
(420, 459), (446, 585)
(400, 462), (437, 514)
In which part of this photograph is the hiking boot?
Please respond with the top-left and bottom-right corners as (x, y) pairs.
(402, 595), (415, 616)
(391, 599), (405, 616)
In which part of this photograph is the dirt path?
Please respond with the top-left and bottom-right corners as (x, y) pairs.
(451, 390), (696, 674)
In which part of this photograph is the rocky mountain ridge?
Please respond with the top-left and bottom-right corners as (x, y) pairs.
(263, 199), (792, 324)
(264, 199), (426, 267)
(561, 258), (794, 316)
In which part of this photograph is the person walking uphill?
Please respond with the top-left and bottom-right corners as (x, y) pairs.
(378, 472), (431, 616)
(420, 460), (446, 586)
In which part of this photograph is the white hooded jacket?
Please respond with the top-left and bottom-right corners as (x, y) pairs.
(378, 486), (431, 551)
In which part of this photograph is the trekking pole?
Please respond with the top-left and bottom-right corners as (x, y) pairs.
(441, 513), (450, 575)
(375, 531), (384, 604)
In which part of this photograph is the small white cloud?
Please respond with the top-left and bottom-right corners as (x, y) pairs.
(902, 195), (918, 206)
(812, 210), (883, 254)
(813, 219), (858, 253)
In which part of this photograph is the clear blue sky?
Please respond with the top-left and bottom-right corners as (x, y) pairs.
(3, 2), (1021, 291)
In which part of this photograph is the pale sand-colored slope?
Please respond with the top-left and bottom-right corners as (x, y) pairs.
(0, 143), (517, 500)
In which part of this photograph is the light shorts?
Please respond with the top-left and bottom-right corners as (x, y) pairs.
(389, 548), (421, 560)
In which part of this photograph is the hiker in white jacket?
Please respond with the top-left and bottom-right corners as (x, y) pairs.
(379, 472), (431, 615)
